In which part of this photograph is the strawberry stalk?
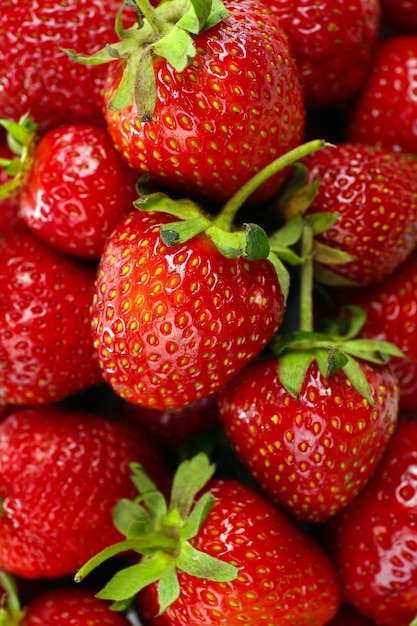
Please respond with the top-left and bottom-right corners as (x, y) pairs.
(0, 571), (24, 625)
(75, 454), (239, 613)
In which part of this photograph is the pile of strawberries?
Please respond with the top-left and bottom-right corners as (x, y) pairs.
(1, 0), (417, 624)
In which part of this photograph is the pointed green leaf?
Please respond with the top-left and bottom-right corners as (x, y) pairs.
(339, 305), (367, 339)
(408, 617), (417, 626)
(112, 498), (151, 536)
(97, 557), (167, 601)
(178, 0), (212, 34)
(134, 193), (203, 220)
(325, 347), (349, 377)
(109, 598), (134, 612)
(160, 216), (211, 246)
(275, 162), (309, 212)
(243, 223), (270, 260)
(206, 225), (247, 258)
(177, 542), (238, 581)
(153, 27), (196, 73)
(277, 350), (316, 397)
(282, 178), (321, 220)
(0, 119), (35, 147)
(129, 461), (158, 494)
(267, 252), (290, 303)
(74, 539), (141, 582)
(181, 492), (215, 541)
(306, 211), (340, 235)
(157, 562), (181, 615)
(313, 240), (357, 265)
(0, 158), (21, 176)
(342, 339), (404, 361)
(268, 213), (304, 249)
(341, 358), (374, 405)
(204, 0), (230, 29)
(169, 453), (216, 519)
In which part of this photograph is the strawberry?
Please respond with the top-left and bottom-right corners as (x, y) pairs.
(0, 223), (102, 405)
(299, 143), (417, 286)
(326, 603), (377, 625)
(0, 574), (132, 625)
(327, 417), (417, 625)
(267, 0), (380, 107)
(91, 205), (285, 410)
(326, 249), (417, 413)
(76, 453), (342, 625)
(70, 0), (305, 204)
(0, 119), (140, 260)
(0, 405), (171, 579)
(0, 0), (135, 133)
(346, 36), (417, 154)
(381, 0), (417, 32)
(218, 354), (399, 522)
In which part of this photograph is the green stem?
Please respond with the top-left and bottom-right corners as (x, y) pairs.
(299, 220), (314, 333)
(132, 0), (165, 35)
(212, 139), (327, 231)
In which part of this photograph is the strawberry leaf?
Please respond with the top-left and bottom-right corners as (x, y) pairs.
(277, 350), (316, 397)
(97, 557), (167, 602)
(157, 563), (180, 615)
(112, 498), (151, 536)
(181, 492), (216, 541)
(342, 357), (374, 405)
(169, 453), (216, 518)
(177, 542), (238, 580)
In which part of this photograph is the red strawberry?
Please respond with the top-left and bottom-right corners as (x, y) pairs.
(76, 454), (342, 625)
(73, 0), (305, 204)
(346, 36), (417, 154)
(12, 122), (140, 260)
(0, 405), (170, 579)
(327, 417), (417, 625)
(91, 208), (285, 410)
(0, 223), (102, 405)
(267, 0), (380, 107)
(300, 143), (417, 286)
(0, 0), (135, 132)
(381, 0), (417, 33)
(327, 249), (417, 413)
(218, 355), (399, 522)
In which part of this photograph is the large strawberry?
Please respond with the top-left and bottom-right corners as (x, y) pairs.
(0, 405), (170, 579)
(327, 417), (417, 625)
(0, 117), (140, 260)
(0, 0), (136, 132)
(69, 0), (305, 204)
(75, 453), (341, 625)
(0, 223), (102, 405)
(299, 143), (417, 286)
(346, 36), (417, 154)
(267, 0), (380, 107)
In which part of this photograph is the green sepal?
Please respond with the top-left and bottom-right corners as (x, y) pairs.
(313, 263), (361, 287)
(313, 240), (357, 265)
(277, 350), (316, 397)
(177, 542), (239, 580)
(160, 217), (211, 246)
(306, 211), (340, 236)
(169, 452), (216, 518)
(408, 616), (417, 626)
(74, 539), (146, 582)
(267, 253), (290, 303)
(181, 492), (216, 541)
(152, 27), (196, 73)
(112, 497), (152, 537)
(342, 339), (404, 363)
(96, 556), (168, 602)
(157, 562), (180, 615)
(205, 225), (248, 259)
(341, 357), (374, 405)
(0, 114), (38, 200)
(134, 193), (203, 220)
(201, 0), (230, 30)
(275, 162), (309, 212)
(281, 177), (321, 221)
(242, 223), (270, 261)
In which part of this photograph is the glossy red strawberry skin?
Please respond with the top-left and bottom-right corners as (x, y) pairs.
(302, 143), (417, 286)
(330, 250), (417, 413)
(218, 357), (399, 522)
(0, 224), (103, 405)
(104, 0), (305, 204)
(0, 0), (133, 132)
(268, 0), (380, 107)
(137, 479), (341, 625)
(19, 124), (139, 260)
(91, 210), (285, 410)
(346, 36), (417, 154)
(22, 587), (132, 626)
(328, 418), (417, 625)
(0, 406), (170, 578)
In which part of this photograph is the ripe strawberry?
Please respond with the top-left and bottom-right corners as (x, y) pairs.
(327, 249), (417, 413)
(267, 0), (380, 107)
(76, 454), (342, 625)
(218, 355), (399, 522)
(346, 36), (417, 154)
(14, 122), (140, 260)
(73, 0), (305, 204)
(300, 143), (417, 286)
(91, 208), (285, 410)
(0, 405), (170, 579)
(381, 0), (417, 32)
(0, 0), (135, 132)
(0, 223), (102, 405)
(327, 417), (417, 625)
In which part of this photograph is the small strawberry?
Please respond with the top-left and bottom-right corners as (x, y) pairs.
(0, 0), (135, 132)
(69, 0), (305, 204)
(76, 453), (342, 625)
(0, 573), (132, 625)
(0, 223), (102, 405)
(0, 405), (170, 579)
(326, 249), (417, 413)
(267, 0), (380, 107)
(381, 0), (417, 33)
(0, 118), (140, 260)
(299, 143), (417, 286)
(219, 208), (401, 522)
(346, 36), (417, 154)
(327, 417), (417, 625)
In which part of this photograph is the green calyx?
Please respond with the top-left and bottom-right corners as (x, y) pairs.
(0, 114), (38, 200)
(64, 0), (229, 121)
(0, 571), (24, 626)
(135, 139), (329, 303)
(75, 453), (238, 614)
